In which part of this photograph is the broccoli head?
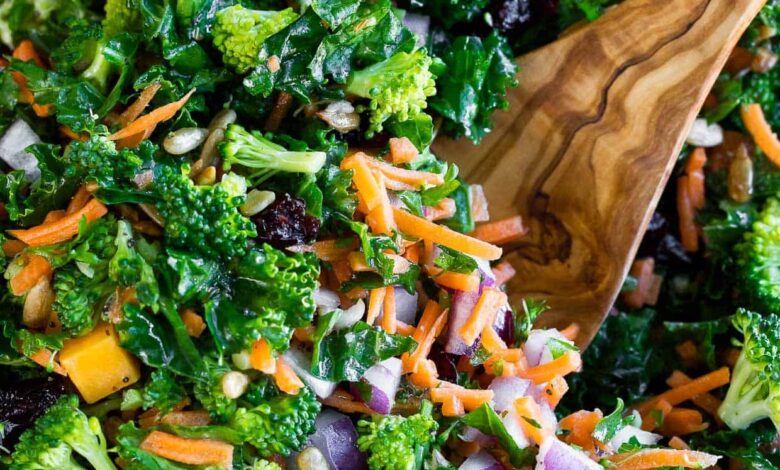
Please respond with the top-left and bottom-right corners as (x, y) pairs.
(735, 196), (780, 314)
(11, 394), (116, 470)
(193, 358), (238, 423)
(103, 0), (142, 38)
(212, 5), (298, 73)
(346, 49), (436, 136)
(231, 387), (320, 457)
(220, 124), (327, 185)
(719, 309), (780, 432)
(357, 400), (438, 470)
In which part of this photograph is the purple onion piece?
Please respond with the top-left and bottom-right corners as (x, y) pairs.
(402, 13), (430, 48)
(458, 450), (502, 470)
(607, 425), (661, 451)
(523, 329), (568, 367)
(488, 376), (531, 412)
(376, 287), (418, 326)
(282, 349), (337, 399)
(460, 426), (498, 446)
(537, 437), (602, 470)
(310, 410), (368, 470)
(350, 358), (402, 414)
(492, 306), (514, 346)
(502, 407), (531, 449)
(444, 290), (481, 355)
(428, 343), (458, 382)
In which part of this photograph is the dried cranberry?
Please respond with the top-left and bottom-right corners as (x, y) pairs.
(252, 193), (320, 248)
(428, 343), (459, 382)
(0, 375), (65, 449)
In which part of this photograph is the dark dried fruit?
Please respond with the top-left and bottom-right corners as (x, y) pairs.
(252, 193), (320, 248)
(428, 343), (458, 383)
(0, 375), (65, 449)
(489, 0), (532, 33)
(638, 212), (691, 267)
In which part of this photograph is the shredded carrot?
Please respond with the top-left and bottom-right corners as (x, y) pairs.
(559, 409), (602, 452)
(348, 251), (373, 272)
(483, 348), (526, 375)
(396, 321), (415, 336)
(520, 351), (582, 384)
(293, 325), (314, 342)
(480, 325), (507, 353)
(8, 199), (108, 247)
(361, 155), (444, 188)
(116, 124), (156, 150)
(675, 341), (698, 365)
(3, 239), (26, 257)
(513, 396), (554, 445)
(668, 436), (690, 450)
(676, 176), (699, 252)
(249, 338), (276, 374)
(403, 242), (420, 264)
(426, 198), (457, 221)
(559, 323), (580, 342)
(634, 367), (730, 415)
(543, 375), (569, 408)
(457, 355), (475, 374)
(274, 357), (304, 394)
(741, 103), (780, 167)
(366, 288), (386, 325)
(388, 137), (419, 164)
(666, 370), (723, 421)
(459, 287), (507, 346)
(430, 386), (493, 413)
(42, 210), (66, 224)
(408, 359), (440, 388)
(658, 408), (708, 436)
(119, 82), (162, 127)
(11, 40), (51, 117)
(29, 348), (67, 376)
(180, 309), (206, 338)
(623, 257), (655, 309)
(322, 389), (375, 414)
(59, 126), (87, 141)
(331, 259), (352, 284)
(140, 431), (233, 469)
(159, 410), (211, 427)
(604, 449), (720, 469)
(469, 216), (528, 245)
(640, 399), (672, 431)
(10, 254), (52, 296)
(341, 153), (384, 211)
(402, 306), (447, 374)
(427, 266), (480, 292)
(393, 207), (503, 260)
(311, 239), (357, 261)
(381, 286), (397, 334)
(492, 261), (516, 286)
(365, 172), (396, 235)
(686, 148), (707, 210)
(440, 395), (465, 417)
(66, 185), (92, 214)
(12, 40), (44, 68)
(109, 89), (195, 141)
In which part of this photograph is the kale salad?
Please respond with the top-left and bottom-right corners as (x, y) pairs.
(0, 0), (775, 469)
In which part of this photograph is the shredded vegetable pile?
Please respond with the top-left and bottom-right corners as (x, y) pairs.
(0, 0), (775, 469)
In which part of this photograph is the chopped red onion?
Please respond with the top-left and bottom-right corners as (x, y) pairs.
(314, 287), (341, 310)
(460, 426), (497, 446)
(0, 119), (41, 181)
(444, 290), (481, 355)
(309, 410), (368, 470)
(502, 407), (531, 449)
(523, 329), (569, 367)
(334, 299), (365, 331)
(536, 437), (602, 470)
(350, 358), (402, 414)
(282, 349), (337, 399)
(488, 376), (531, 412)
(375, 287), (418, 326)
(607, 425), (661, 451)
(458, 450), (502, 470)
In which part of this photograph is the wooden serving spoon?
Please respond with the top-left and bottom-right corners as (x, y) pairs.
(433, 0), (765, 347)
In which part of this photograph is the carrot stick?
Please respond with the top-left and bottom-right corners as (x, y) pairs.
(311, 239), (357, 261)
(492, 261), (516, 286)
(402, 307), (447, 373)
(469, 216), (528, 245)
(686, 148), (707, 210)
(274, 357), (304, 394)
(543, 375), (569, 408)
(341, 154), (384, 211)
(559, 409), (602, 452)
(29, 348), (67, 376)
(42, 210), (66, 224)
(366, 172), (396, 235)
(66, 185), (91, 214)
(604, 449), (720, 469)
(403, 242), (420, 264)
(109, 89), (195, 141)
(427, 266), (480, 292)
(426, 198), (456, 221)
(3, 239), (26, 257)
(330, 259), (352, 284)
(674, 341), (698, 365)
(658, 408), (708, 436)
(380, 286), (397, 334)
(430, 387), (493, 411)
(634, 367), (730, 415)
(388, 137), (418, 164)
(513, 396), (554, 445)
(483, 348), (526, 375)
(676, 177), (699, 252)
(520, 351), (582, 384)
(480, 325), (507, 353)
(668, 436), (690, 450)
(640, 399), (672, 431)
(623, 257), (655, 309)
(119, 82), (162, 127)
(361, 155), (444, 187)
(348, 252), (372, 272)
(249, 338), (276, 374)
(409, 359), (439, 389)
(666, 370), (723, 421)
(116, 124), (156, 150)
(179, 309), (206, 338)
(439, 395), (465, 417)
(393, 207), (503, 260)
(459, 287), (507, 346)
(11, 40), (51, 116)
(140, 431), (233, 468)
(366, 288), (386, 325)
(8, 199), (108, 247)
(396, 321), (415, 336)
(741, 103), (780, 167)
(559, 323), (580, 341)
(10, 254), (52, 295)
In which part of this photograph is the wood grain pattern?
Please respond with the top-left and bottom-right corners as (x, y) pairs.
(433, 0), (765, 347)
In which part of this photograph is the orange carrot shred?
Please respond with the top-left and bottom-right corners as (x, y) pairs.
(66, 185), (92, 214)
(109, 89), (195, 141)
(520, 351), (582, 384)
(665, 370), (723, 421)
(668, 436), (690, 450)
(140, 431), (233, 468)
(634, 367), (730, 415)
(686, 148), (707, 210)
(560, 409), (602, 452)
(341, 153), (384, 211)
(459, 287), (507, 346)
(366, 288), (386, 325)
(310, 239), (357, 261)
(249, 338), (276, 374)
(559, 323), (580, 341)
(119, 82), (162, 127)
(741, 103), (780, 167)
(469, 216), (528, 245)
(29, 348), (67, 376)
(658, 408), (708, 437)
(8, 199), (108, 247)
(42, 210), (66, 224)
(381, 286), (397, 334)
(604, 449), (720, 469)
(543, 375), (569, 408)
(274, 357), (304, 394)
(427, 266), (480, 292)
(10, 254), (52, 296)
(389, 137), (419, 164)
(676, 176), (699, 252)
(623, 257), (655, 309)
(514, 396), (554, 445)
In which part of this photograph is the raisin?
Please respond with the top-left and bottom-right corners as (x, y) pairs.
(0, 375), (65, 449)
(252, 193), (320, 248)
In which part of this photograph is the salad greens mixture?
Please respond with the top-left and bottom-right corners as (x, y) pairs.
(0, 0), (776, 469)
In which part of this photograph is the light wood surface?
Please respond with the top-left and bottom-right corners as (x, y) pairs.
(433, 0), (766, 347)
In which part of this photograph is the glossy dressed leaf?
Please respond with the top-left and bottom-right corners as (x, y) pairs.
(461, 404), (535, 467)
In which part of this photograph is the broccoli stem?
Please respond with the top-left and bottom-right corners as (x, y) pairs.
(719, 349), (778, 431)
(81, 47), (112, 92)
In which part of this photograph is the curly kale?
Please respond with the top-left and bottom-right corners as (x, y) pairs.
(212, 4), (298, 73)
(231, 387), (320, 457)
(345, 49), (437, 136)
(63, 135), (150, 195)
(141, 370), (188, 415)
(719, 309), (780, 431)
(736, 196), (780, 313)
(103, 0), (142, 37)
(357, 400), (438, 470)
(11, 394), (115, 470)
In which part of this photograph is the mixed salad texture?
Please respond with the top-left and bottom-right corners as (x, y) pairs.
(0, 0), (778, 469)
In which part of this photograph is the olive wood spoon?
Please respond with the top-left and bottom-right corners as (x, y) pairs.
(433, 0), (766, 347)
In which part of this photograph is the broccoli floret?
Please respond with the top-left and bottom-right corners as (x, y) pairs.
(220, 124), (327, 185)
(153, 164), (257, 260)
(212, 5), (298, 73)
(51, 265), (105, 336)
(231, 387), (320, 457)
(193, 359), (237, 422)
(718, 309), (780, 431)
(357, 400), (438, 470)
(345, 50), (436, 136)
(141, 370), (188, 415)
(250, 460), (282, 470)
(0, 0), (87, 49)
(11, 394), (116, 470)
(103, 0), (142, 38)
(735, 197), (780, 313)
